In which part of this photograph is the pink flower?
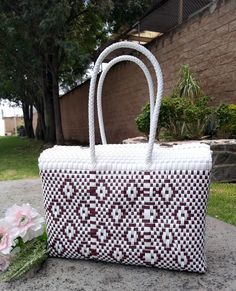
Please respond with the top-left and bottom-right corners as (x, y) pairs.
(0, 253), (10, 272)
(0, 220), (14, 255)
(5, 204), (45, 242)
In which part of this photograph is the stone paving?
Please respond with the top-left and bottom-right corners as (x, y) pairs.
(0, 179), (236, 291)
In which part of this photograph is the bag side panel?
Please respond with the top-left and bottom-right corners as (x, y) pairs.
(40, 169), (210, 273)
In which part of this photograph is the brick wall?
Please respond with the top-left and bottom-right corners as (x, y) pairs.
(60, 0), (236, 144)
(60, 82), (90, 144)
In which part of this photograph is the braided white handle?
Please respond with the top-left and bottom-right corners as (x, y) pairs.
(97, 55), (155, 144)
(89, 41), (163, 166)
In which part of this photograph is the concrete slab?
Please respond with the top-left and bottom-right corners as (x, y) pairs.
(0, 179), (236, 291)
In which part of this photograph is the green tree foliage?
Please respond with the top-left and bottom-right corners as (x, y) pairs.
(104, 0), (155, 33)
(0, 0), (153, 143)
(0, 0), (108, 143)
(0, 16), (42, 138)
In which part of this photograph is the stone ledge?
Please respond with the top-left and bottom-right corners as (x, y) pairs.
(211, 165), (236, 183)
(213, 151), (236, 165)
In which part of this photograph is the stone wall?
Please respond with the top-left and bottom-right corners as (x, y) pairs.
(60, 0), (236, 144)
(211, 142), (236, 182)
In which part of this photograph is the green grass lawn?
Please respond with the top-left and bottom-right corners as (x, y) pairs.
(0, 136), (43, 180)
(208, 183), (236, 226)
(0, 136), (235, 225)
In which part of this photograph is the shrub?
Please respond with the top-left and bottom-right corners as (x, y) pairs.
(135, 98), (176, 138)
(135, 95), (212, 140)
(216, 104), (236, 138)
(203, 112), (219, 138)
(135, 103), (150, 137)
(17, 125), (26, 137)
(135, 64), (235, 141)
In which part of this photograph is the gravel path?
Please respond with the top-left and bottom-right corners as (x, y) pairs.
(0, 179), (236, 291)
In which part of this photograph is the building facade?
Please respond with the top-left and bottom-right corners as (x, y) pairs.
(60, 0), (236, 144)
(3, 116), (24, 136)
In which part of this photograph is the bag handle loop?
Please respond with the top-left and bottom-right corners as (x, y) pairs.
(97, 55), (155, 144)
(88, 41), (163, 166)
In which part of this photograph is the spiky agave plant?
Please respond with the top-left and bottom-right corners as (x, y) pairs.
(176, 65), (201, 102)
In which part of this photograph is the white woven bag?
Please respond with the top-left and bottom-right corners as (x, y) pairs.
(39, 41), (212, 273)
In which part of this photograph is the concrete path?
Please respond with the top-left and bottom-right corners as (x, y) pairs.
(0, 179), (236, 291)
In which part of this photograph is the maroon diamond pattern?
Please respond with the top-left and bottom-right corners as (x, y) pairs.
(41, 169), (210, 272)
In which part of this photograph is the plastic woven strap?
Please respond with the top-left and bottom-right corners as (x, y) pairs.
(97, 55), (155, 144)
(88, 41), (163, 166)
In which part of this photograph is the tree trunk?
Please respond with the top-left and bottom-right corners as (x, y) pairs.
(34, 98), (46, 141)
(51, 52), (64, 145)
(41, 48), (64, 144)
(35, 109), (45, 140)
(22, 102), (35, 139)
(42, 61), (56, 143)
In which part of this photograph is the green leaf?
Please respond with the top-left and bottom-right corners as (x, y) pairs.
(1, 238), (48, 282)
(39, 229), (48, 242)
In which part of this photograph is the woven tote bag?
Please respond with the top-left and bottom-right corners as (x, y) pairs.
(39, 41), (212, 273)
